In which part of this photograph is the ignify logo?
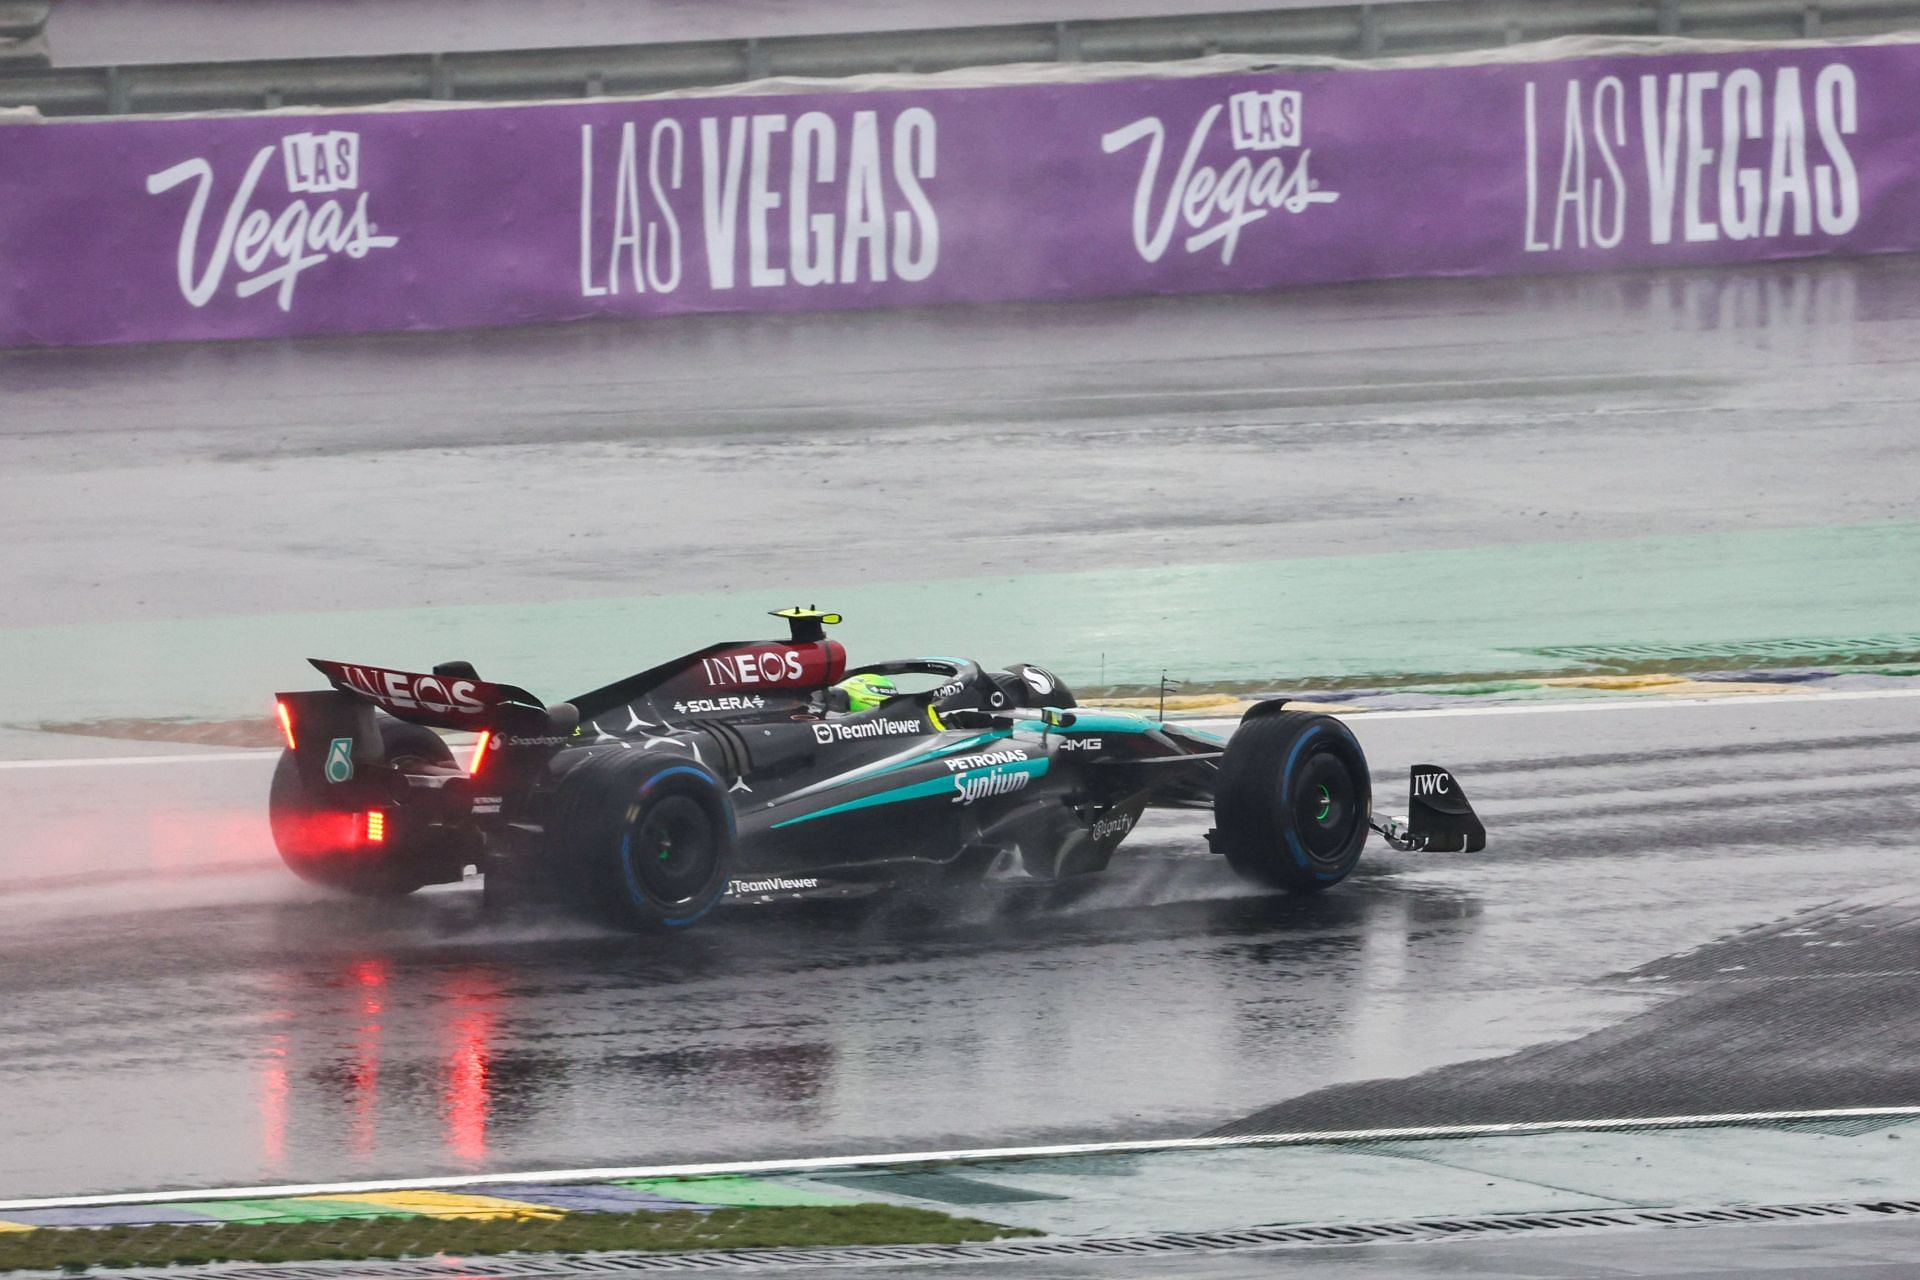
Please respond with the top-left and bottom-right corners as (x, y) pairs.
(145, 131), (398, 312)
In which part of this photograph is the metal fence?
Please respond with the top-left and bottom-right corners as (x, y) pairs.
(0, 1), (47, 66)
(2, 0), (1919, 115)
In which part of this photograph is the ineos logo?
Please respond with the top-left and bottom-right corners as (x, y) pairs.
(336, 664), (486, 715)
(701, 649), (806, 688)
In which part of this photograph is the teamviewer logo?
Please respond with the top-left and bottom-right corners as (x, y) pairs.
(1227, 90), (1302, 151)
(281, 131), (361, 194)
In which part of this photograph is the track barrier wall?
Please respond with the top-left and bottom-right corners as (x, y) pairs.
(0, 37), (1912, 347)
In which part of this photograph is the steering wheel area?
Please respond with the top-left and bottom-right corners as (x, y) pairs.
(837, 658), (994, 713)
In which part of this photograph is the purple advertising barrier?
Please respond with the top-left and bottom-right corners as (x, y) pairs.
(0, 40), (1913, 347)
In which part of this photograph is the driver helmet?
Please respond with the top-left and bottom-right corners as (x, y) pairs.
(835, 672), (899, 713)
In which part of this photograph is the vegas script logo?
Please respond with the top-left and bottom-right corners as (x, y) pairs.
(1101, 89), (1339, 266)
(145, 131), (398, 311)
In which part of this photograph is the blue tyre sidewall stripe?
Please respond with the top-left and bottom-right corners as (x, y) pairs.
(621, 764), (728, 927)
(1281, 725), (1321, 873)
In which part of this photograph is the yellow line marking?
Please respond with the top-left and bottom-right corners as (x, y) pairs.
(0, 1221), (35, 1232)
(1538, 675), (1798, 697)
(299, 1190), (564, 1220)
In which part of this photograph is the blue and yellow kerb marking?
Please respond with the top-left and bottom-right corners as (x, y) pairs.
(0, 1177), (862, 1231)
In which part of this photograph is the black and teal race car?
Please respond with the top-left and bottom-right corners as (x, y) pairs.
(269, 609), (1484, 930)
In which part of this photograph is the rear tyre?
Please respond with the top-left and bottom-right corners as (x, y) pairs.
(1213, 711), (1371, 893)
(269, 719), (455, 898)
(549, 753), (734, 931)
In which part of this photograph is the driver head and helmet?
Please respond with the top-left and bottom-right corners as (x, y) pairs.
(831, 672), (898, 713)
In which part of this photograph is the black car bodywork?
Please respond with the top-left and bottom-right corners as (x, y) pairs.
(270, 610), (1484, 929)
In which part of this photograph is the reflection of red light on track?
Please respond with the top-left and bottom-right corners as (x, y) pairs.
(443, 971), (502, 1164)
(275, 701), (298, 751)
(349, 959), (387, 1155)
(259, 1035), (288, 1169)
(447, 1013), (492, 1161)
(350, 957), (387, 990)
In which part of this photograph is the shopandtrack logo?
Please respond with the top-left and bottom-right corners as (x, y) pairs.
(144, 131), (399, 312)
(1100, 90), (1339, 266)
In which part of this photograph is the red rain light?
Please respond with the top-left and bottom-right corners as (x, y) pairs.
(467, 730), (492, 777)
(275, 700), (297, 751)
(364, 810), (386, 843)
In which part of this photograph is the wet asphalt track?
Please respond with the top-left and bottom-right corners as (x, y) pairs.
(1, 255), (1918, 1233)
(1, 691), (1917, 1199)
(3, 256), (1914, 631)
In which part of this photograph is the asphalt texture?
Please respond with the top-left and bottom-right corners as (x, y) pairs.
(729, 1218), (1920, 1279)
(1, 693), (1917, 1199)
(2, 258), (1913, 630)
(1, 255), (1918, 1234)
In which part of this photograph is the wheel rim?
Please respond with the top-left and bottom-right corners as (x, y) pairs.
(624, 795), (718, 905)
(1293, 752), (1360, 863)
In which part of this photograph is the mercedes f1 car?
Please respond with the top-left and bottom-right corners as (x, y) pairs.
(269, 609), (1485, 929)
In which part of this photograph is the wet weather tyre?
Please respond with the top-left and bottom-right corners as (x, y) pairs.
(268, 720), (454, 898)
(1213, 711), (1371, 894)
(550, 752), (735, 931)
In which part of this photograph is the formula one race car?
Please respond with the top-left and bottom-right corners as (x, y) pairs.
(269, 609), (1484, 929)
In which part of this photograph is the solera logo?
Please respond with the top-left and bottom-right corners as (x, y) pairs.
(1101, 90), (1338, 266)
(145, 131), (398, 312)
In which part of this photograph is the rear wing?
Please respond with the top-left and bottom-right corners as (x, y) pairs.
(306, 659), (551, 732)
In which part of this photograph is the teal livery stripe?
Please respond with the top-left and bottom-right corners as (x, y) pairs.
(863, 732), (1010, 780)
(1019, 712), (1160, 736)
(772, 757), (1049, 829)
(776, 731), (1010, 808)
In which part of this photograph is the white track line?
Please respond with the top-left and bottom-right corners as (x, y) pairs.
(1185, 685), (1920, 734)
(0, 750), (272, 771)
(4, 1106), (1918, 1213)
(3, 687), (1917, 772)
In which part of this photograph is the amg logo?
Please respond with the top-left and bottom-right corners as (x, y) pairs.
(944, 748), (1029, 773)
(952, 765), (1031, 805)
(1412, 771), (1452, 797)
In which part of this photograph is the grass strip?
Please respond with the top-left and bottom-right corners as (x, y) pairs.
(0, 1204), (1037, 1273)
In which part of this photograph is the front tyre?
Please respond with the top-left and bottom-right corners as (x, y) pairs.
(550, 753), (734, 931)
(1213, 711), (1371, 893)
